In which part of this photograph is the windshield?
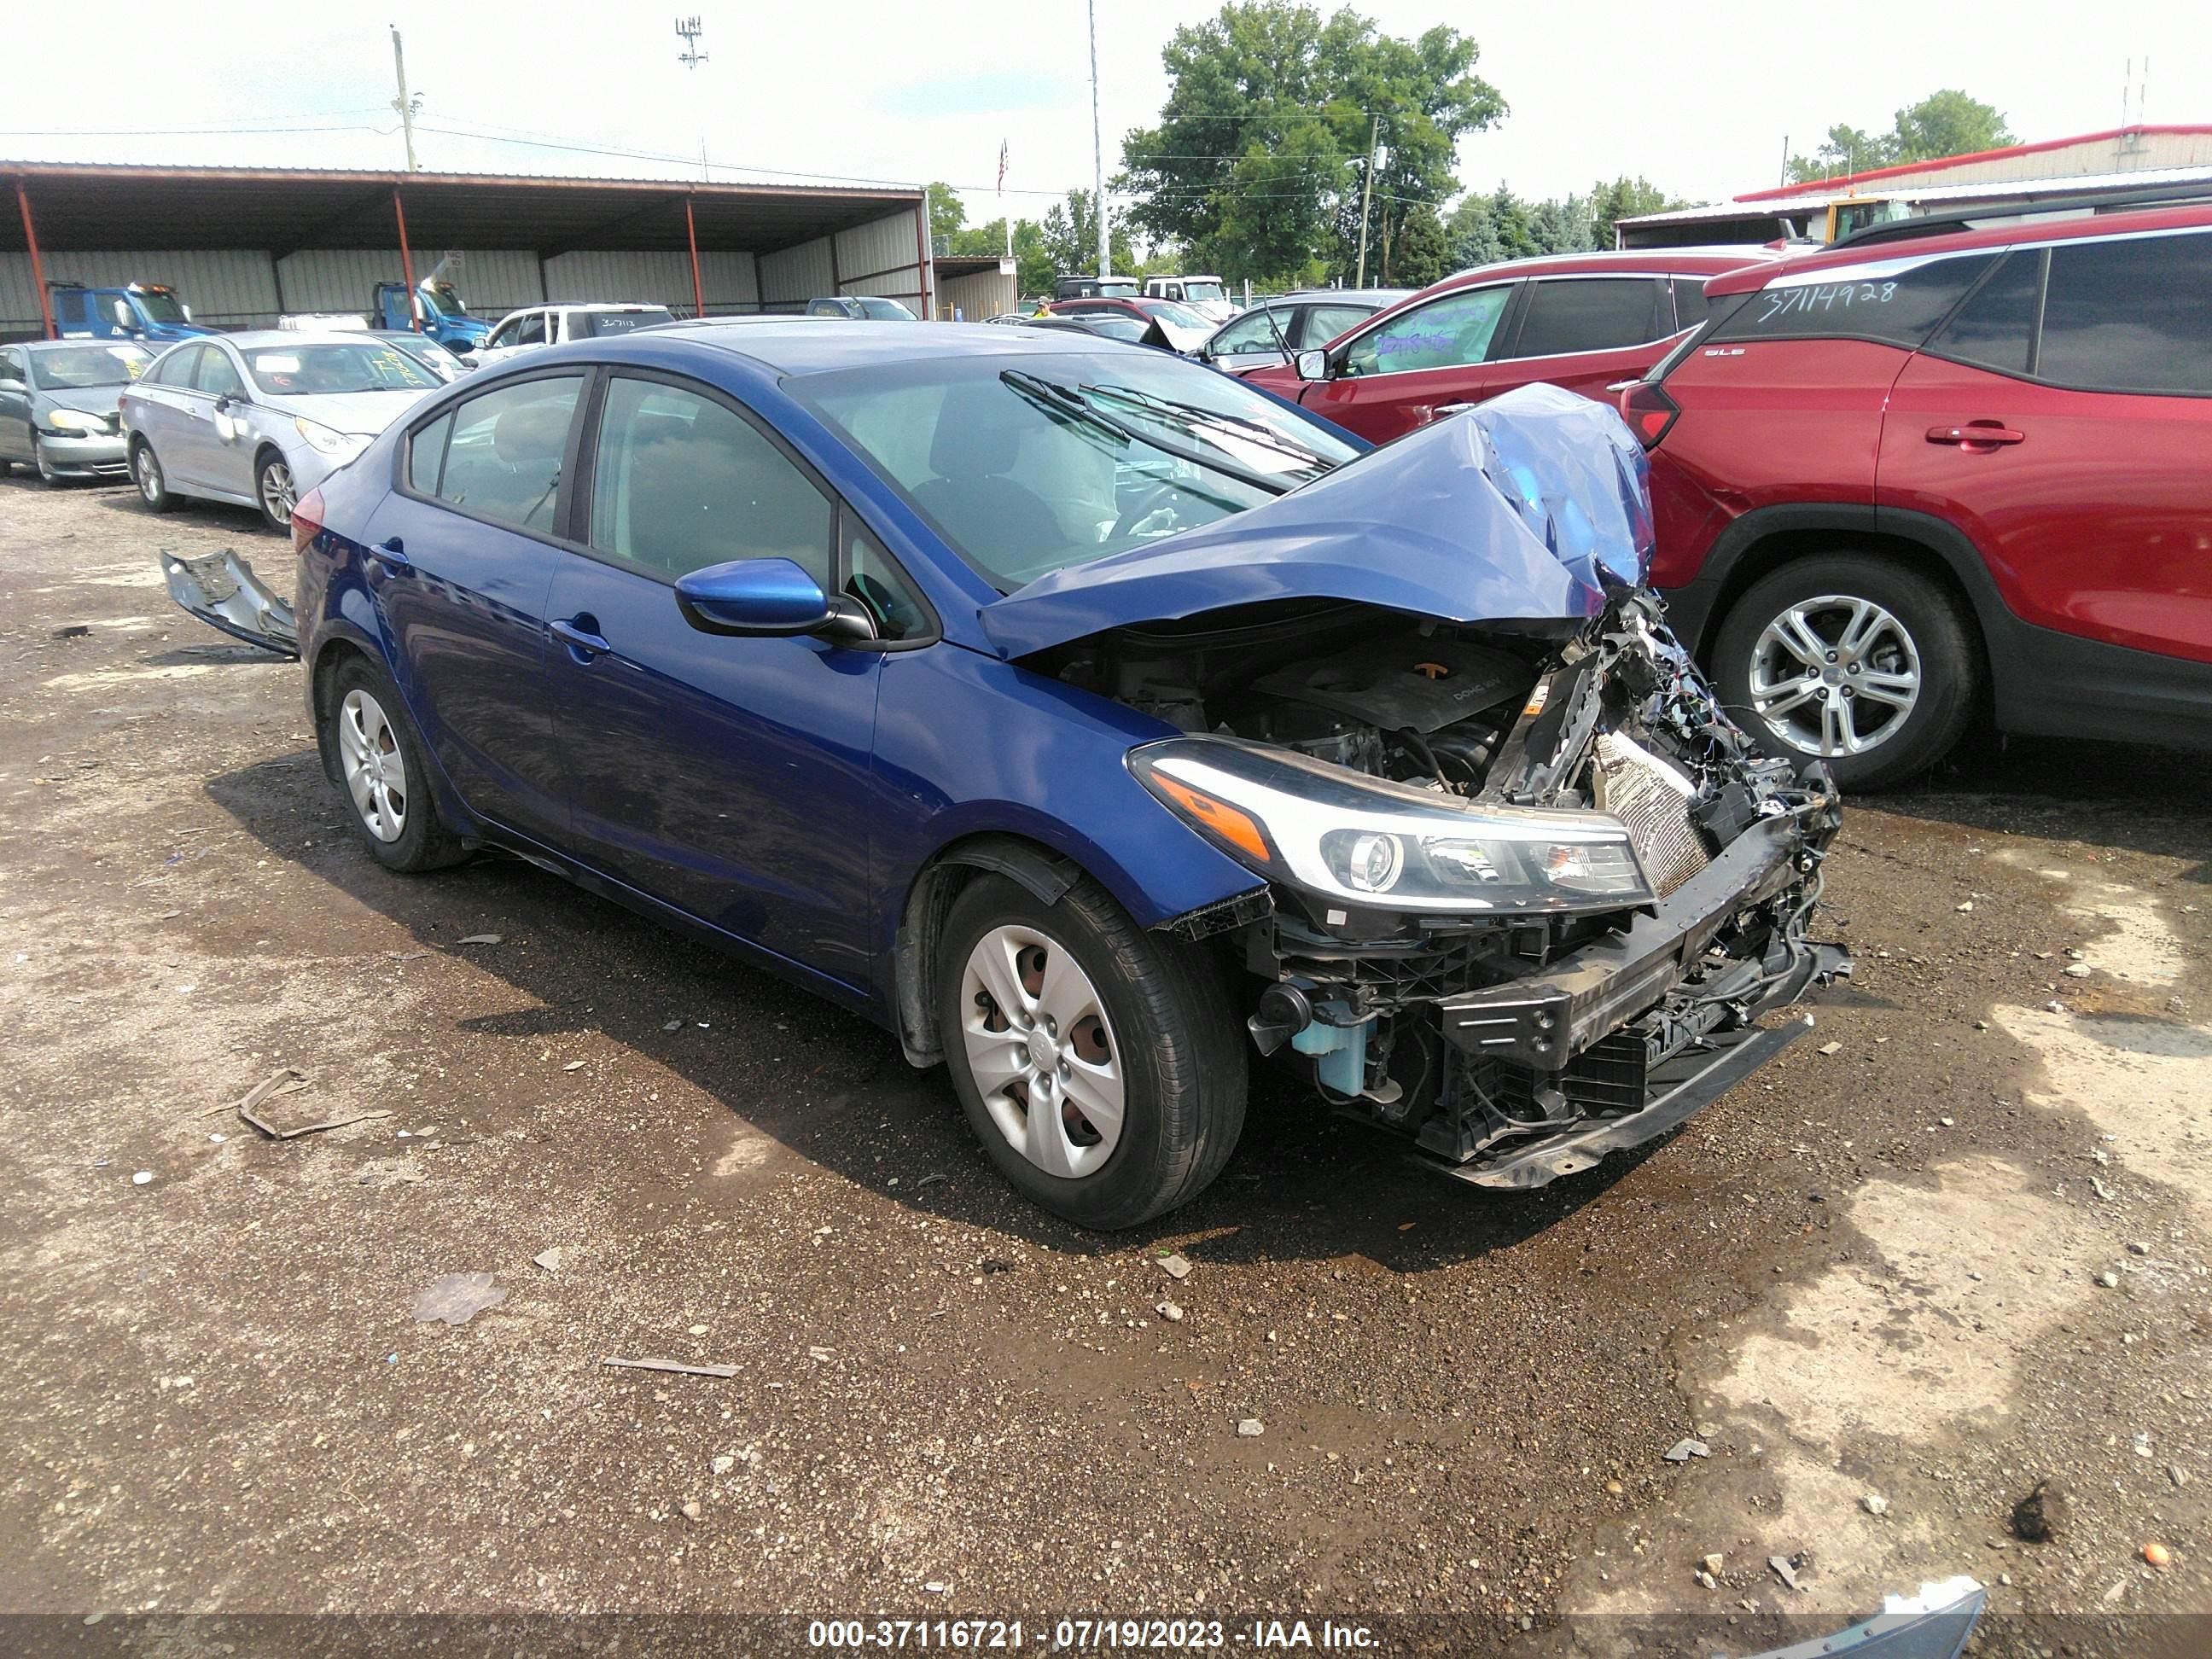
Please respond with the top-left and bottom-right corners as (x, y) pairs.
(135, 288), (188, 323)
(856, 297), (919, 321)
(1182, 281), (1226, 304)
(30, 344), (153, 389)
(795, 349), (1360, 591)
(578, 308), (676, 338)
(245, 343), (440, 397)
(420, 281), (469, 319)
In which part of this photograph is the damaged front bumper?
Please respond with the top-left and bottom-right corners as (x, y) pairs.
(160, 550), (299, 657)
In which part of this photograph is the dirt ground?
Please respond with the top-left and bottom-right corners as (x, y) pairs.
(2, 472), (2208, 1657)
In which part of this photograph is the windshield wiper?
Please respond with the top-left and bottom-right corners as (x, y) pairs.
(999, 370), (1294, 498)
(1080, 381), (1336, 474)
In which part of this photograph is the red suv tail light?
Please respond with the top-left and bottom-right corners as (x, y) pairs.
(290, 486), (325, 556)
(1619, 381), (1679, 451)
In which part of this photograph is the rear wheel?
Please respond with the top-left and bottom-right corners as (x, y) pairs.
(131, 439), (174, 513)
(324, 655), (467, 873)
(254, 450), (296, 533)
(938, 872), (1246, 1230)
(1714, 552), (1976, 790)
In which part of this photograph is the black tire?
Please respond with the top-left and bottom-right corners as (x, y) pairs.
(1714, 552), (1977, 791)
(131, 439), (175, 513)
(937, 872), (1247, 1230)
(323, 655), (468, 874)
(253, 449), (296, 533)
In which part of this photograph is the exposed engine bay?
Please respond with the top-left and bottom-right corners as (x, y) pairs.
(1065, 589), (1850, 1187)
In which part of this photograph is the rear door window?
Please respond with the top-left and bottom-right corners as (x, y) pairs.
(2037, 230), (2212, 395)
(1508, 277), (1664, 358)
(1714, 253), (1993, 348)
(515, 312), (548, 347)
(432, 374), (584, 534)
(1924, 248), (2041, 377)
(1344, 284), (1511, 376)
(586, 375), (833, 584)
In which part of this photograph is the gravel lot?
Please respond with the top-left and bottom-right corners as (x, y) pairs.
(3, 472), (2208, 1656)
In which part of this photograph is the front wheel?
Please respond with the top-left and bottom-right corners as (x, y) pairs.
(33, 439), (63, 486)
(254, 450), (296, 533)
(1714, 553), (1977, 791)
(938, 873), (1246, 1230)
(131, 440), (174, 513)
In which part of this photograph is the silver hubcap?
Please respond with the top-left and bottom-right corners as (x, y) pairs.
(958, 923), (1126, 1179)
(1748, 593), (1921, 758)
(260, 460), (295, 524)
(137, 450), (160, 500)
(337, 688), (408, 843)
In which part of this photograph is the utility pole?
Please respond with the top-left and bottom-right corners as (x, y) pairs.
(1088, 0), (1108, 277)
(1778, 134), (1790, 187)
(389, 26), (421, 172)
(676, 16), (709, 180)
(1354, 114), (1379, 288)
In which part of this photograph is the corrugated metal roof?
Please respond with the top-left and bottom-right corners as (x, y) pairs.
(2, 160), (922, 255)
(1618, 163), (2212, 229)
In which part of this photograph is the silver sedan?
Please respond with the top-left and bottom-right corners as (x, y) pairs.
(120, 331), (442, 531)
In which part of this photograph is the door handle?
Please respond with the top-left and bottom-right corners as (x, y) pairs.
(550, 615), (611, 658)
(1925, 422), (2024, 448)
(1435, 403), (1478, 419)
(368, 537), (411, 569)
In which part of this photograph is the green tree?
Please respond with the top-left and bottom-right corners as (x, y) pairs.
(1786, 92), (2012, 183)
(924, 181), (966, 246)
(1585, 176), (1691, 248)
(1891, 89), (2014, 163)
(949, 216), (1057, 300)
(1119, 2), (1504, 288)
(1039, 189), (1138, 278)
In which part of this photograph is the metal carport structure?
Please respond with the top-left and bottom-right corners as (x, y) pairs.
(3, 161), (933, 338)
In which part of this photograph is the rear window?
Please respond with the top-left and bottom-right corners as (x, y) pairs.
(2037, 231), (2212, 396)
(575, 309), (675, 339)
(1713, 253), (1992, 349)
(1510, 278), (1662, 358)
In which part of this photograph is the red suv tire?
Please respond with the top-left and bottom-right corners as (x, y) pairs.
(1713, 553), (1978, 790)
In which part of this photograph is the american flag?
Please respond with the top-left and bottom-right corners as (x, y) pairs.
(997, 140), (1008, 195)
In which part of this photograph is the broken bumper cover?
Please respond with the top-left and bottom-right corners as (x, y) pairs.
(1439, 812), (1807, 1071)
(1425, 811), (1848, 1187)
(160, 550), (300, 657)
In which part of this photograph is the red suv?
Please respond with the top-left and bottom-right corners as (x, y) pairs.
(1248, 247), (1777, 444)
(1622, 201), (2212, 788)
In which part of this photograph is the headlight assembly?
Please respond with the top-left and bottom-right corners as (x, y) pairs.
(43, 409), (105, 434)
(294, 416), (368, 459)
(1131, 736), (1654, 915)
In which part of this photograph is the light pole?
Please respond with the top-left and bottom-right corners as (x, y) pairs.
(389, 27), (422, 172)
(1088, 0), (1107, 277)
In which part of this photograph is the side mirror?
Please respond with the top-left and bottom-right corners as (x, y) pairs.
(675, 558), (876, 644)
(1294, 348), (1329, 382)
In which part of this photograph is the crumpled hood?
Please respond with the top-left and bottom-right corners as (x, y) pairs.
(978, 381), (1656, 660)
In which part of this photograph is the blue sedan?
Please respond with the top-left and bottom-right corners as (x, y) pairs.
(282, 321), (1849, 1227)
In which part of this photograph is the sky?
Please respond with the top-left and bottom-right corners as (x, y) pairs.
(9, 1), (2207, 227)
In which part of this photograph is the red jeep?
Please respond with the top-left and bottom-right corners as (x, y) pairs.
(1249, 247), (1777, 444)
(1621, 199), (2212, 788)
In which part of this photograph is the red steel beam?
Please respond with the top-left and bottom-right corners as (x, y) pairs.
(685, 195), (705, 319)
(393, 189), (419, 330)
(16, 178), (55, 339)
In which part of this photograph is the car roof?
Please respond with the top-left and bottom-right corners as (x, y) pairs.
(550, 301), (667, 312)
(1707, 200), (2212, 295)
(217, 330), (381, 349)
(637, 318), (1155, 375)
(23, 336), (151, 351)
(1427, 246), (1783, 294)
